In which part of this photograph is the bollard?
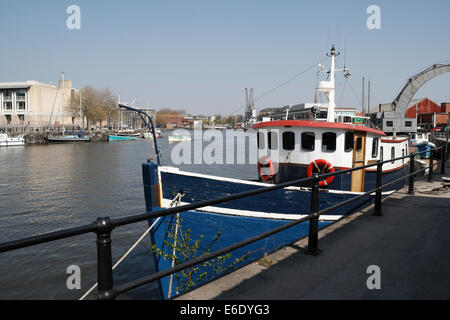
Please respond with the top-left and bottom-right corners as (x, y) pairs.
(96, 217), (115, 300)
(428, 154), (434, 182)
(305, 174), (320, 255)
(374, 161), (383, 216)
(408, 154), (415, 195)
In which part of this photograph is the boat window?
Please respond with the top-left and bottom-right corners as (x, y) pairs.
(257, 132), (264, 149)
(372, 138), (379, 158)
(268, 131), (278, 150)
(356, 137), (363, 151)
(344, 132), (353, 152)
(301, 132), (315, 151)
(391, 147), (395, 164)
(402, 149), (405, 164)
(282, 131), (295, 151)
(322, 132), (336, 152)
(380, 146), (383, 161)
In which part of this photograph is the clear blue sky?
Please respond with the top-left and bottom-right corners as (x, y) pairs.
(1, 0), (449, 115)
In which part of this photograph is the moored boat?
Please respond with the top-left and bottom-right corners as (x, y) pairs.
(142, 45), (412, 299)
(0, 134), (25, 147)
(168, 133), (191, 143)
(143, 129), (163, 139)
(108, 134), (139, 141)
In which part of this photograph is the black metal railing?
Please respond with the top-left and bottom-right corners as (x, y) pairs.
(0, 145), (447, 300)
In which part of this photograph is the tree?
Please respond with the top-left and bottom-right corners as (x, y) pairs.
(70, 86), (118, 128)
(155, 108), (186, 128)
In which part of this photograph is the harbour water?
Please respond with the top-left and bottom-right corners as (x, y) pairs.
(0, 130), (256, 299)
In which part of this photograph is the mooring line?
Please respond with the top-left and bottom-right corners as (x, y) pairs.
(79, 193), (184, 300)
(79, 217), (161, 300)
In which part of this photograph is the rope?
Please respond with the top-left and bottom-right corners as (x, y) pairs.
(166, 192), (184, 298)
(225, 56), (329, 116)
(79, 192), (184, 300)
(167, 212), (180, 298)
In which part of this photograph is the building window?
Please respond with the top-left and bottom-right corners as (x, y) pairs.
(16, 89), (26, 99)
(301, 132), (315, 151)
(18, 115), (25, 122)
(4, 101), (12, 110)
(5, 115), (11, 124)
(282, 131), (295, 151)
(268, 131), (278, 150)
(344, 132), (354, 152)
(372, 138), (379, 158)
(386, 121), (393, 127)
(2, 90), (13, 99)
(405, 121), (412, 127)
(16, 101), (26, 111)
(322, 132), (336, 152)
(391, 147), (395, 164)
(257, 132), (265, 150)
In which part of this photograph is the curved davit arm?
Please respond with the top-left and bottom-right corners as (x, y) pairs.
(391, 64), (450, 116)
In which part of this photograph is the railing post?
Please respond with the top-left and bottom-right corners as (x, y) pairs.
(306, 174), (320, 255)
(374, 160), (383, 216)
(441, 146), (446, 175)
(96, 217), (115, 300)
(408, 153), (415, 195)
(428, 153), (434, 182)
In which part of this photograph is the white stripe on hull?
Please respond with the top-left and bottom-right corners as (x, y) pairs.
(162, 198), (343, 222)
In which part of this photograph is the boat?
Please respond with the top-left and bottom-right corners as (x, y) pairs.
(108, 134), (139, 141)
(410, 131), (435, 159)
(0, 134), (25, 147)
(141, 46), (412, 299)
(47, 135), (91, 143)
(47, 129), (91, 143)
(168, 133), (191, 143)
(117, 130), (141, 137)
(143, 129), (163, 139)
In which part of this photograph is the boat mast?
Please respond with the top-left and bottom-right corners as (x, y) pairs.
(326, 46), (336, 122)
(79, 89), (83, 128)
(317, 45), (349, 123)
(62, 72), (65, 135)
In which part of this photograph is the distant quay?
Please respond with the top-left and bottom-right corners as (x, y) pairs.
(23, 130), (110, 144)
(0, 126), (127, 144)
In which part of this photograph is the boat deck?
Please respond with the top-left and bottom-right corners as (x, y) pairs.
(178, 160), (450, 300)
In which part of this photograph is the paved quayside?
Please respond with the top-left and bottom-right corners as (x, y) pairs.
(178, 160), (450, 300)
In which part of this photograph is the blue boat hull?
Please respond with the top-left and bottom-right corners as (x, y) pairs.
(145, 162), (409, 299)
(109, 135), (139, 141)
(146, 166), (398, 299)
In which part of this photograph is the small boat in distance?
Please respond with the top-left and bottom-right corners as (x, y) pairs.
(143, 129), (163, 139)
(168, 133), (191, 143)
(47, 129), (91, 143)
(47, 135), (91, 143)
(0, 134), (25, 147)
(117, 129), (141, 137)
(108, 135), (139, 141)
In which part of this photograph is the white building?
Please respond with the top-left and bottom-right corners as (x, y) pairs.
(0, 79), (75, 127)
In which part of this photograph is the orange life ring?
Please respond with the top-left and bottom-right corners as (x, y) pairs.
(306, 159), (335, 187)
(257, 156), (274, 181)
